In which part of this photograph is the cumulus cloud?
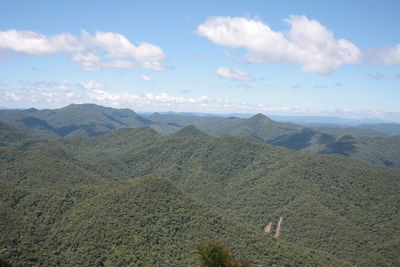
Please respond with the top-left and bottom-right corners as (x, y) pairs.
(368, 44), (400, 65)
(216, 66), (253, 81)
(84, 31), (165, 62)
(78, 81), (106, 90)
(0, 29), (83, 55)
(197, 16), (361, 74)
(138, 74), (152, 82)
(85, 90), (212, 109)
(0, 29), (166, 71)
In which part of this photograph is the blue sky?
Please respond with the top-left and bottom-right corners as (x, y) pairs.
(0, 0), (399, 121)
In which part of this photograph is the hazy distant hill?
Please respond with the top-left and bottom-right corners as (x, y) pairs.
(151, 112), (400, 170)
(2, 104), (400, 170)
(355, 123), (400, 135)
(305, 124), (385, 137)
(0, 104), (153, 138)
(148, 112), (241, 133)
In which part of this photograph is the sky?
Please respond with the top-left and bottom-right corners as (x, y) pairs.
(0, 0), (399, 121)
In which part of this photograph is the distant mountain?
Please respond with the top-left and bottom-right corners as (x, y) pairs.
(209, 113), (296, 138)
(0, 104), (154, 138)
(2, 104), (400, 170)
(148, 112), (400, 169)
(147, 112), (241, 133)
(355, 123), (400, 135)
(172, 125), (209, 137)
(269, 115), (389, 126)
(305, 124), (385, 137)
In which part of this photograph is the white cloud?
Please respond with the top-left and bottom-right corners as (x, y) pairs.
(2, 88), (400, 122)
(71, 52), (103, 71)
(78, 81), (106, 90)
(216, 66), (253, 81)
(368, 44), (400, 65)
(0, 29), (83, 55)
(16, 87), (60, 104)
(4, 91), (22, 101)
(58, 80), (69, 90)
(85, 31), (165, 62)
(138, 74), (152, 82)
(197, 16), (361, 74)
(0, 29), (166, 71)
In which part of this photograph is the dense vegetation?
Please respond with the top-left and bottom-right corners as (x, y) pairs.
(0, 105), (400, 266)
(1, 119), (399, 266)
(1, 122), (352, 266)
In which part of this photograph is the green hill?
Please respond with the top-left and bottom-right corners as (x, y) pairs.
(0, 120), (31, 146)
(1, 107), (400, 265)
(172, 125), (210, 137)
(145, 111), (400, 170)
(0, 173), (347, 266)
(208, 113), (302, 142)
(55, 127), (400, 265)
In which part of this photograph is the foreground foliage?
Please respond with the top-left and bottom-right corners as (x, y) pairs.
(195, 242), (251, 267)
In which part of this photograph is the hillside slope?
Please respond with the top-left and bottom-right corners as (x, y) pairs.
(59, 127), (400, 265)
(0, 174), (347, 266)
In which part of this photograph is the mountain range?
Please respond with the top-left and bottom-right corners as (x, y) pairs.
(1, 115), (399, 265)
(1, 104), (399, 170)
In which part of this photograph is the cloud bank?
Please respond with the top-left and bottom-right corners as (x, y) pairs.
(3, 83), (400, 122)
(0, 29), (166, 71)
(78, 81), (106, 90)
(197, 16), (362, 74)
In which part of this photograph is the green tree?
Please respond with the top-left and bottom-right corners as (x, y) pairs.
(194, 242), (251, 267)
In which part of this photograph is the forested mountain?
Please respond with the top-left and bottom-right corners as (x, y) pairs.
(2, 122), (398, 265)
(147, 111), (400, 170)
(57, 127), (400, 266)
(0, 122), (354, 266)
(0, 104), (153, 138)
(1, 104), (400, 169)
(172, 125), (210, 137)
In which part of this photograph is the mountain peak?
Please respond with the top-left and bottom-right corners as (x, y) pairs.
(249, 113), (272, 121)
(172, 125), (209, 137)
